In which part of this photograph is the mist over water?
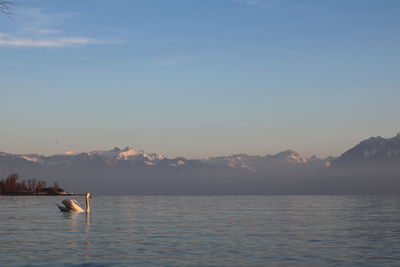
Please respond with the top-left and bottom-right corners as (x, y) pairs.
(1, 195), (400, 266)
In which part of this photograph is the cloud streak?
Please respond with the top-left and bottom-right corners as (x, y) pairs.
(149, 54), (215, 67)
(0, 36), (120, 47)
(233, 0), (277, 9)
(233, 0), (322, 17)
(0, 8), (122, 48)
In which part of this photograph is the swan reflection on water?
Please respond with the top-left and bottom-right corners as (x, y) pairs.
(61, 210), (91, 232)
(61, 208), (92, 258)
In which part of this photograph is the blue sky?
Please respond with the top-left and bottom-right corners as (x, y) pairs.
(1, 0), (399, 158)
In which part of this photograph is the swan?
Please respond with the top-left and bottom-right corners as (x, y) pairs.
(57, 192), (92, 213)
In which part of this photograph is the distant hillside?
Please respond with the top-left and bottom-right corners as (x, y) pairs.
(330, 133), (400, 174)
(204, 150), (332, 173)
(0, 147), (333, 194)
(0, 147), (332, 173)
(1, 134), (400, 194)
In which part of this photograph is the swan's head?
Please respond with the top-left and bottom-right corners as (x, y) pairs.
(86, 192), (92, 199)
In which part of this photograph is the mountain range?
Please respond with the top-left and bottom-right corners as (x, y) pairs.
(332, 133), (400, 167)
(1, 133), (399, 194)
(0, 147), (332, 172)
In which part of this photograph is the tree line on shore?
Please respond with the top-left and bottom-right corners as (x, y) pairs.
(0, 173), (64, 195)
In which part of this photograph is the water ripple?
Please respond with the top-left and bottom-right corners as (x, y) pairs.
(1, 195), (400, 266)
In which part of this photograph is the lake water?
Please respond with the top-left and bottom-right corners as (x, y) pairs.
(1, 195), (400, 266)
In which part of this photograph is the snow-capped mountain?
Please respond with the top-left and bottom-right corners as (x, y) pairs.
(0, 147), (169, 168)
(1, 134), (400, 194)
(88, 147), (166, 162)
(0, 147), (334, 194)
(0, 147), (332, 172)
(204, 150), (332, 172)
(332, 133), (400, 167)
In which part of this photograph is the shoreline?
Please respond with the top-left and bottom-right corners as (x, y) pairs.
(0, 192), (84, 196)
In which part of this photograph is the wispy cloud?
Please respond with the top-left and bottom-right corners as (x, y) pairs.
(289, 4), (322, 18)
(150, 56), (194, 66)
(241, 123), (281, 131)
(233, 0), (322, 17)
(15, 8), (77, 34)
(0, 36), (119, 47)
(149, 55), (214, 67)
(35, 29), (60, 35)
(0, 8), (122, 48)
(93, 25), (131, 35)
(233, 0), (278, 9)
(92, 0), (129, 7)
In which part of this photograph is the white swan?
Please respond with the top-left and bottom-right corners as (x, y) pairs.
(57, 192), (92, 213)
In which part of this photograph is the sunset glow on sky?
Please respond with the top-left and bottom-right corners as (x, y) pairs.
(1, 0), (399, 158)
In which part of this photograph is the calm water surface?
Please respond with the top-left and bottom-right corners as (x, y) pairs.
(1, 195), (400, 266)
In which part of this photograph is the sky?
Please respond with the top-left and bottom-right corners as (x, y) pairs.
(0, 0), (399, 159)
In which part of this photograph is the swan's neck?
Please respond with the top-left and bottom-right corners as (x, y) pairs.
(85, 197), (90, 213)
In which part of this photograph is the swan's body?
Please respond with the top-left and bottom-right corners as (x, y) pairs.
(57, 192), (91, 213)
